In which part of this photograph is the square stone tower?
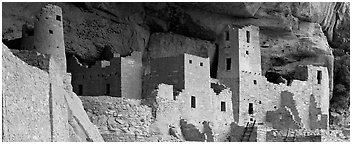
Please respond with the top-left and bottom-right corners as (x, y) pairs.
(215, 25), (261, 123)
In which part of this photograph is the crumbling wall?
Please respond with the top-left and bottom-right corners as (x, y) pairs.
(70, 56), (122, 97)
(79, 96), (159, 141)
(2, 44), (51, 142)
(10, 49), (51, 72)
(180, 119), (205, 141)
(152, 84), (182, 137)
(211, 88), (234, 141)
(239, 65), (329, 131)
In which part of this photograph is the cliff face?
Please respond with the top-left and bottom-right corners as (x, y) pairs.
(2, 2), (349, 127)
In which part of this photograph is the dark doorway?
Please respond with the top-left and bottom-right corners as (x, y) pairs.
(221, 101), (226, 111)
(78, 84), (83, 95)
(106, 84), (110, 95)
(317, 70), (322, 84)
(246, 31), (250, 43)
(191, 96), (196, 108)
(226, 58), (232, 70)
(225, 31), (229, 41)
(249, 103), (253, 114)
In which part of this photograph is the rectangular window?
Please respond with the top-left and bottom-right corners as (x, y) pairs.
(226, 58), (231, 70)
(225, 31), (229, 41)
(106, 84), (110, 95)
(56, 15), (61, 21)
(221, 101), (226, 111)
(78, 84), (83, 95)
(246, 50), (249, 55)
(200, 62), (203, 66)
(254, 80), (257, 85)
(49, 30), (53, 34)
(246, 31), (250, 43)
(189, 60), (192, 64)
(317, 70), (322, 84)
(191, 96), (196, 108)
(248, 103), (253, 114)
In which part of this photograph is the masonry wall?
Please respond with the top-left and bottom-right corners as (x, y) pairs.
(238, 25), (261, 74)
(2, 45), (51, 142)
(21, 24), (35, 50)
(121, 52), (143, 99)
(10, 49), (51, 72)
(150, 55), (185, 90)
(33, 4), (66, 74)
(211, 88), (234, 141)
(238, 65), (329, 131)
(182, 54), (214, 123)
(70, 57), (122, 97)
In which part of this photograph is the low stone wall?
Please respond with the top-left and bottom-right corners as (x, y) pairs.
(10, 49), (51, 72)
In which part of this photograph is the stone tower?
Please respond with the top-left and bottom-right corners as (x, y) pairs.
(215, 25), (261, 123)
(33, 4), (66, 73)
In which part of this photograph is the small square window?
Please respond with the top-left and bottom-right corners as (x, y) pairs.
(56, 15), (61, 21)
(189, 60), (192, 64)
(246, 51), (249, 55)
(49, 30), (53, 34)
(200, 62), (203, 66)
(254, 80), (257, 84)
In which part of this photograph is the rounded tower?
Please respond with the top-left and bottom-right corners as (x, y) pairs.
(33, 4), (66, 73)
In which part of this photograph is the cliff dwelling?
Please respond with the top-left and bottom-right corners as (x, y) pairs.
(2, 2), (349, 142)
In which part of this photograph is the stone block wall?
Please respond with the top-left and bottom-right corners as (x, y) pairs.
(238, 25), (261, 74)
(121, 52), (143, 99)
(70, 56), (122, 97)
(211, 88), (234, 141)
(150, 55), (186, 91)
(238, 64), (330, 138)
(10, 49), (51, 72)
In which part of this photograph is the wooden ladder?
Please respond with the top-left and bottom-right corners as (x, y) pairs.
(283, 129), (296, 142)
(241, 120), (256, 142)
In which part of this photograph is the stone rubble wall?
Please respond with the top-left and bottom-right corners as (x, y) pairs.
(78, 96), (181, 141)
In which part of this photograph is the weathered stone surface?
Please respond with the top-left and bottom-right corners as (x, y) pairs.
(2, 44), (51, 142)
(2, 43), (104, 142)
